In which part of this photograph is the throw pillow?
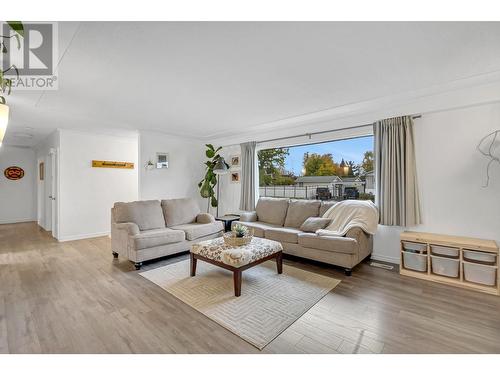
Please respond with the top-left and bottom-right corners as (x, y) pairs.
(299, 217), (331, 233)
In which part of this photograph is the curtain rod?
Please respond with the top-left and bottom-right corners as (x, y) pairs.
(222, 114), (421, 148)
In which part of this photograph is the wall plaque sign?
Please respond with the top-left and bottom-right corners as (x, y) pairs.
(4, 166), (25, 180)
(92, 160), (134, 169)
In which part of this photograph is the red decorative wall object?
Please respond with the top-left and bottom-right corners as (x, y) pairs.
(4, 166), (25, 180)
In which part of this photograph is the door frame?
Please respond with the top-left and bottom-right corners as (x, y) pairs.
(48, 148), (59, 239)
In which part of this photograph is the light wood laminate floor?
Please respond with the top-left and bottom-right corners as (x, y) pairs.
(1, 222), (500, 354)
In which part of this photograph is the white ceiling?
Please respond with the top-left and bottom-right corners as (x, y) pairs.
(4, 21), (500, 147)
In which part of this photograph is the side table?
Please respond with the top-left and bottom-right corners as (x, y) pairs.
(215, 214), (241, 232)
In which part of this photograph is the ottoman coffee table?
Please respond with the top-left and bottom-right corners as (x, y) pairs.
(190, 237), (283, 297)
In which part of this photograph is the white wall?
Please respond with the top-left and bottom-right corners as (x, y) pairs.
(139, 130), (206, 210)
(57, 130), (138, 241)
(0, 146), (36, 224)
(216, 102), (500, 264)
(373, 102), (500, 262)
(217, 145), (243, 216)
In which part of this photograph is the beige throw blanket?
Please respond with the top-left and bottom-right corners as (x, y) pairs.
(316, 200), (379, 237)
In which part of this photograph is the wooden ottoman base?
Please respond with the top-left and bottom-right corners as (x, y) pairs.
(190, 251), (283, 297)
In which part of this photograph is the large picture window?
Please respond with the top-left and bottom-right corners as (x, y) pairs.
(258, 135), (374, 201)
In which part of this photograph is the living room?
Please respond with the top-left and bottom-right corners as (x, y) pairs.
(1, 1), (500, 374)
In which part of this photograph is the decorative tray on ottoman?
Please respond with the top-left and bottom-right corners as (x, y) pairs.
(223, 227), (254, 246)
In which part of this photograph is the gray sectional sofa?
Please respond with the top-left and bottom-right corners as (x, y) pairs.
(111, 198), (223, 269)
(232, 197), (373, 275)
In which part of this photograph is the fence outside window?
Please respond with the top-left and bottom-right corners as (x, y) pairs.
(259, 184), (372, 201)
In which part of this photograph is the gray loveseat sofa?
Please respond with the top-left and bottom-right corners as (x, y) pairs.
(232, 197), (373, 275)
(111, 198), (223, 269)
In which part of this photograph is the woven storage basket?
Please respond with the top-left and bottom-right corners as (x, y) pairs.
(223, 228), (254, 246)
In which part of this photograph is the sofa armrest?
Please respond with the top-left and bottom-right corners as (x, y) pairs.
(345, 227), (373, 260)
(240, 211), (257, 222)
(196, 213), (216, 224)
(111, 222), (139, 260)
(114, 222), (140, 236)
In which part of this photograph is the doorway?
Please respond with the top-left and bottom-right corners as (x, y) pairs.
(37, 148), (58, 239)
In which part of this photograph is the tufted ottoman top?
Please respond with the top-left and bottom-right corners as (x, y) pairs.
(191, 237), (283, 268)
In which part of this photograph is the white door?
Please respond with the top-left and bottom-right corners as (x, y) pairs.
(37, 158), (44, 227)
(45, 154), (52, 232)
(49, 149), (58, 239)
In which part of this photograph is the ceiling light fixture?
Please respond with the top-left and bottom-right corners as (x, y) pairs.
(0, 103), (10, 148)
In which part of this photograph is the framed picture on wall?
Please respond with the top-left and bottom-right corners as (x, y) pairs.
(39, 162), (44, 180)
(231, 171), (240, 183)
(156, 153), (169, 169)
(230, 155), (240, 168)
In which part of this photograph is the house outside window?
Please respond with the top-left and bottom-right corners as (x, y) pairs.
(257, 135), (374, 202)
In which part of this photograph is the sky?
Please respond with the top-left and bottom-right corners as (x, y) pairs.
(282, 135), (373, 175)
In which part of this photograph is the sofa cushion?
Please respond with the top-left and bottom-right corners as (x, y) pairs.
(231, 220), (281, 237)
(319, 201), (338, 217)
(265, 227), (302, 244)
(196, 213), (216, 224)
(132, 228), (185, 250)
(255, 197), (289, 226)
(240, 211), (257, 222)
(114, 200), (165, 231)
(284, 199), (321, 228)
(162, 198), (201, 226)
(299, 217), (331, 233)
(171, 221), (223, 241)
(298, 233), (358, 254)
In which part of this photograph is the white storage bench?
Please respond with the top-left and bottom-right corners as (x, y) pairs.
(400, 231), (499, 296)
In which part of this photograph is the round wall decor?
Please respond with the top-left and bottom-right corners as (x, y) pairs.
(4, 166), (25, 180)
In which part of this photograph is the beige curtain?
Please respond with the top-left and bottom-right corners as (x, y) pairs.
(374, 116), (421, 226)
(239, 141), (257, 211)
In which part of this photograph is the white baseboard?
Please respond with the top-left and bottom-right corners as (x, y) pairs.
(58, 231), (110, 242)
(371, 253), (400, 265)
(0, 218), (36, 225)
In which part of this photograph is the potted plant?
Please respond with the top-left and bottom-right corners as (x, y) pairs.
(198, 144), (229, 212)
(223, 224), (253, 246)
(233, 224), (249, 238)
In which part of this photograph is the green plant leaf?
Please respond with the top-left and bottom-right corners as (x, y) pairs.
(210, 196), (218, 207)
(7, 21), (24, 37)
(200, 181), (212, 198)
(215, 146), (222, 153)
(205, 144), (214, 151)
(206, 149), (215, 158)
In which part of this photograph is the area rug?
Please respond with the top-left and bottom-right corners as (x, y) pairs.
(139, 259), (340, 349)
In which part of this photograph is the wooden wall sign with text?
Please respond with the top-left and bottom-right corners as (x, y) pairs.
(92, 160), (135, 169)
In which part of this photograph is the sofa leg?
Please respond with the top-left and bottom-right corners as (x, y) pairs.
(112, 251), (118, 259)
(344, 268), (352, 276)
(134, 262), (143, 270)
